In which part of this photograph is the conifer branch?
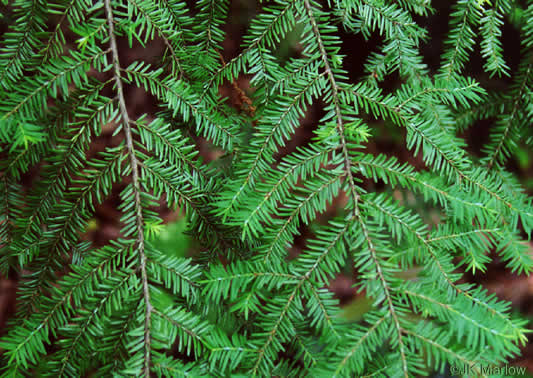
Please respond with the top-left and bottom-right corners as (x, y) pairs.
(486, 58), (533, 169)
(427, 228), (500, 243)
(38, 0), (76, 63)
(1, 1), (531, 375)
(292, 331), (318, 366)
(0, 0), (40, 85)
(252, 220), (351, 376)
(2, 48), (110, 121)
(403, 289), (516, 340)
(56, 271), (135, 377)
(104, 1), (152, 375)
(127, 0), (183, 76)
(368, 197), (525, 339)
(303, 0), (358, 205)
(349, 85), (522, 216)
(227, 70), (328, 216)
(200, 0), (295, 98)
(355, 210), (409, 377)
(303, 2), (410, 373)
(203, 0), (218, 53)
(402, 328), (483, 376)
(332, 313), (389, 377)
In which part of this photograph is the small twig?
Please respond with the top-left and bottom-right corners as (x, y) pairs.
(216, 50), (256, 117)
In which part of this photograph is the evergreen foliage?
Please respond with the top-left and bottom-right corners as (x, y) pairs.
(0, 0), (532, 376)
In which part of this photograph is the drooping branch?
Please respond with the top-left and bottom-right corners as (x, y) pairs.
(104, 0), (152, 375)
(303, 1), (408, 375)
